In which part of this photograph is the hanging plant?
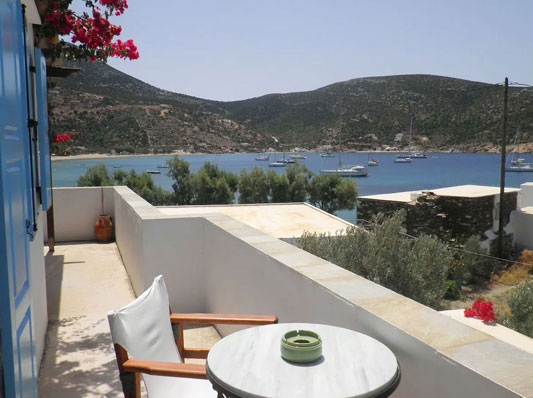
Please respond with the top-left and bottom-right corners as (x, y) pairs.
(35, 0), (139, 62)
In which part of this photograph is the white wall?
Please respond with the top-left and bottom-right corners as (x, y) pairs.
(43, 187), (115, 242)
(510, 183), (533, 249)
(518, 182), (533, 208)
(29, 210), (48, 372)
(511, 210), (533, 249)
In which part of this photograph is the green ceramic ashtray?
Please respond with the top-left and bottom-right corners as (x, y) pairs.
(280, 330), (322, 363)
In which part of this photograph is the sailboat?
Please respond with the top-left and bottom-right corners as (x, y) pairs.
(394, 117), (414, 163)
(255, 154), (270, 161)
(367, 153), (379, 166)
(320, 112), (368, 177)
(506, 129), (533, 172)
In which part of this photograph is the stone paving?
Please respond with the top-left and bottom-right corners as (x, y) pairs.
(38, 242), (220, 398)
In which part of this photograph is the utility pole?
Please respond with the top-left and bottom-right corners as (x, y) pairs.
(498, 77), (509, 258)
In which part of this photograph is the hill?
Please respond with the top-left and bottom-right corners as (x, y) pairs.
(48, 61), (270, 154)
(49, 62), (533, 154)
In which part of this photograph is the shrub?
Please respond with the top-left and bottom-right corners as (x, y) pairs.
(505, 282), (533, 337)
(298, 210), (451, 308)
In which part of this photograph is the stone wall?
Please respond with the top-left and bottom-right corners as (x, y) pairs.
(357, 192), (518, 243)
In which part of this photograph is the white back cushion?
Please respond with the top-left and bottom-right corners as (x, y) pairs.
(108, 275), (183, 364)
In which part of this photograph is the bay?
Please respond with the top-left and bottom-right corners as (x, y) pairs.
(51, 152), (533, 223)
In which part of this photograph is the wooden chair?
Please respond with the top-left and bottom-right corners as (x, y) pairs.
(107, 275), (277, 398)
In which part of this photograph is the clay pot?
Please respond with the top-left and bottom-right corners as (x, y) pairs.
(95, 215), (113, 242)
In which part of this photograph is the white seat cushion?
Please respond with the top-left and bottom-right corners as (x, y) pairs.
(144, 375), (216, 398)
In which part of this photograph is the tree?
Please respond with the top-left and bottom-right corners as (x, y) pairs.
(307, 174), (357, 213)
(77, 165), (173, 205)
(286, 163), (313, 202)
(190, 163), (238, 205)
(267, 171), (290, 202)
(114, 170), (174, 205)
(77, 164), (114, 186)
(166, 157), (193, 205)
(238, 168), (270, 204)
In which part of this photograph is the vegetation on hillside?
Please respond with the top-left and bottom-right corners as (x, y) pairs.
(50, 62), (533, 154)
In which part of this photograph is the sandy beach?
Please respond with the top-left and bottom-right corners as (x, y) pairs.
(51, 151), (195, 162)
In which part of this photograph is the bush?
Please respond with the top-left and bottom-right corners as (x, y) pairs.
(505, 282), (533, 338)
(454, 235), (501, 285)
(298, 210), (451, 308)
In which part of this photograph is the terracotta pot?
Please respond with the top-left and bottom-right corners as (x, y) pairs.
(95, 215), (113, 242)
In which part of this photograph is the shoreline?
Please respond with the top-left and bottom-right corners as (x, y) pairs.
(51, 149), (506, 162)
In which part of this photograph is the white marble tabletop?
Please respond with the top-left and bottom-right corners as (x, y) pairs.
(206, 323), (399, 398)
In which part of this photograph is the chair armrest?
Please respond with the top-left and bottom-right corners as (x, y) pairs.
(122, 359), (207, 380)
(170, 313), (278, 326)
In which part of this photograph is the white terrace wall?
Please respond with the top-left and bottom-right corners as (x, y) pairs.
(54, 187), (532, 398)
(511, 183), (533, 249)
(43, 187), (115, 242)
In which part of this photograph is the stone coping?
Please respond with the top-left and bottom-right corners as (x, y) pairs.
(359, 185), (520, 203)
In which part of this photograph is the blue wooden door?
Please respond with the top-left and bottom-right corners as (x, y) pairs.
(0, 0), (38, 396)
(35, 49), (51, 211)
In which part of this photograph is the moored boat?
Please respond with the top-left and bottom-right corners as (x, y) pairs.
(321, 165), (368, 177)
(394, 157), (412, 163)
(268, 161), (286, 167)
(146, 170), (161, 174)
(255, 155), (270, 161)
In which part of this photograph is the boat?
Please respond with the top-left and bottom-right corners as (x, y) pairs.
(289, 154), (307, 159)
(395, 117), (427, 161)
(394, 157), (412, 163)
(157, 164), (170, 168)
(255, 155), (270, 161)
(268, 161), (286, 167)
(506, 164), (533, 172)
(411, 152), (429, 159)
(320, 111), (368, 177)
(367, 153), (379, 166)
(321, 165), (368, 177)
(113, 165), (122, 168)
(320, 152), (335, 158)
(506, 129), (533, 172)
(146, 170), (161, 174)
(279, 157), (295, 164)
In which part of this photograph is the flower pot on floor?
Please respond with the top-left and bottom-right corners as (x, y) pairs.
(95, 215), (113, 242)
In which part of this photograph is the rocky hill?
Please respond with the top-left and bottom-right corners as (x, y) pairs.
(49, 62), (533, 154)
(48, 61), (270, 154)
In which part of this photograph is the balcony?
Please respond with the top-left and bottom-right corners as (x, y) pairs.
(38, 186), (533, 398)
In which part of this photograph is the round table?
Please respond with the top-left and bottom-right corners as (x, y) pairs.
(206, 323), (400, 398)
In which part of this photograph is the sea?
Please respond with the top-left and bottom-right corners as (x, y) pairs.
(51, 152), (533, 223)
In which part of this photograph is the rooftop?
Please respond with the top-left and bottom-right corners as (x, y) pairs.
(359, 184), (521, 202)
(158, 202), (352, 239)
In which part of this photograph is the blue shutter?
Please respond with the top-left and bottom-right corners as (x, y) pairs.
(35, 49), (51, 211)
(0, 0), (38, 397)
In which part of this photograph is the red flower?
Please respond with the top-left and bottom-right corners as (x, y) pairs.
(464, 298), (496, 323)
(55, 133), (71, 143)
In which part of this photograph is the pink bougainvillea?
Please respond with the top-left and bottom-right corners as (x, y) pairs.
(38, 0), (138, 62)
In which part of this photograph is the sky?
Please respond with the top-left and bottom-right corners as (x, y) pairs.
(101, 0), (533, 101)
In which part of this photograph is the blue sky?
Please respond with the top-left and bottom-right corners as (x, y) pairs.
(104, 0), (533, 101)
